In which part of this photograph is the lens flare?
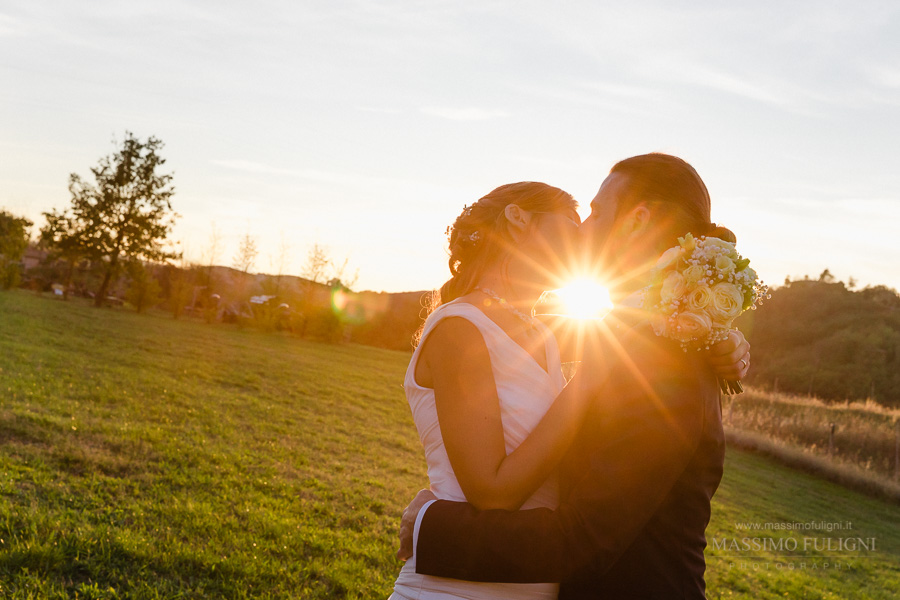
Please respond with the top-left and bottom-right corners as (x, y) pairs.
(552, 278), (614, 319)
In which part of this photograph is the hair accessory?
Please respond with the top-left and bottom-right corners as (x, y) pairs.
(475, 286), (534, 328)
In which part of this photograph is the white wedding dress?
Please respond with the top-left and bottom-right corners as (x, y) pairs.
(390, 300), (567, 600)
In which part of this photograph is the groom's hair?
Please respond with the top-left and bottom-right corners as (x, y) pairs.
(610, 153), (736, 248)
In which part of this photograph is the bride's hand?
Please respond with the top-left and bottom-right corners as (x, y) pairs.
(397, 489), (437, 561)
(706, 330), (751, 380)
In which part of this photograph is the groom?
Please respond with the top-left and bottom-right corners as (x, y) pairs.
(397, 154), (750, 599)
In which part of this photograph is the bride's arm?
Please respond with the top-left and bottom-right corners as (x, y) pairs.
(421, 317), (604, 512)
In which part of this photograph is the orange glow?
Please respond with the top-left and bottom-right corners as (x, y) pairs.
(552, 278), (614, 319)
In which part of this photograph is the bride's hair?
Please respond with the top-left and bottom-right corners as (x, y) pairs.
(438, 182), (577, 306)
(609, 153), (736, 249)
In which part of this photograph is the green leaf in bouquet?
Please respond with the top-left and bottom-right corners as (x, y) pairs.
(742, 287), (755, 311)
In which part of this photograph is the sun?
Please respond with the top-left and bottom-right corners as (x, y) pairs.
(551, 278), (614, 320)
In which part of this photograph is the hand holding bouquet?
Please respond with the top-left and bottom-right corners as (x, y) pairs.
(641, 233), (768, 394)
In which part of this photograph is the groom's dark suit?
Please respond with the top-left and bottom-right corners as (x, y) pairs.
(413, 315), (725, 599)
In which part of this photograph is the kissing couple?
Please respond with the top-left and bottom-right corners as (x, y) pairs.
(390, 153), (751, 600)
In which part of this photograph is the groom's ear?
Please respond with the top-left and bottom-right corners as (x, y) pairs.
(618, 204), (652, 239)
(504, 204), (532, 241)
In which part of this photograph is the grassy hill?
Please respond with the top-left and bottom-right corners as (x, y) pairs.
(1, 290), (898, 598)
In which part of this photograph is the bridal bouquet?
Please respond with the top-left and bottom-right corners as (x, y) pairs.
(641, 233), (768, 395)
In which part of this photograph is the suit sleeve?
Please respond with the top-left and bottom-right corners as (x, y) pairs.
(415, 350), (710, 583)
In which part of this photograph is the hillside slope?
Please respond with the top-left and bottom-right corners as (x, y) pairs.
(1, 291), (897, 598)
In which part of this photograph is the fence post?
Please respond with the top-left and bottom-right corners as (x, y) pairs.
(828, 423), (835, 458)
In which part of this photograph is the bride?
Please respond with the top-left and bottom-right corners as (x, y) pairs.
(390, 181), (745, 600)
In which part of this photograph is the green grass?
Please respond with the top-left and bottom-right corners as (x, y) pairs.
(0, 291), (426, 598)
(1, 290), (899, 598)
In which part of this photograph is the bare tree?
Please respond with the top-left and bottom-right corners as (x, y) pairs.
(233, 232), (258, 274)
(201, 222), (222, 287)
(332, 256), (360, 290)
(268, 231), (291, 295)
(302, 243), (330, 284)
(169, 252), (195, 320)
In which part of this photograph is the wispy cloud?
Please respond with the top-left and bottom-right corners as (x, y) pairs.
(0, 13), (27, 36)
(865, 64), (900, 89)
(514, 82), (661, 118)
(663, 62), (788, 107)
(210, 159), (345, 183)
(578, 81), (659, 101)
(356, 106), (402, 115)
(420, 106), (510, 121)
(208, 159), (445, 195)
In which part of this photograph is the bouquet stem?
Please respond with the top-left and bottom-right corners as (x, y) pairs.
(719, 378), (744, 395)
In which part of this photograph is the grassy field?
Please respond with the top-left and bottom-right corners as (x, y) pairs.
(723, 390), (900, 478)
(1, 290), (899, 598)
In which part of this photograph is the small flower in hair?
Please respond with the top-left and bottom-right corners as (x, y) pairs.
(467, 231), (481, 243)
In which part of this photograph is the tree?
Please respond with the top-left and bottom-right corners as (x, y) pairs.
(125, 261), (163, 313)
(40, 132), (179, 307)
(39, 209), (87, 299)
(0, 210), (32, 289)
(331, 256), (360, 290)
(233, 232), (258, 274)
(201, 222), (222, 289)
(739, 276), (900, 406)
(268, 231), (291, 296)
(167, 259), (196, 320)
(301, 242), (359, 290)
(302, 243), (331, 283)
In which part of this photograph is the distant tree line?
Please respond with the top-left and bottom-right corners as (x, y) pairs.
(8, 133), (900, 387)
(0, 210), (32, 289)
(1, 132), (420, 349)
(737, 270), (900, 407)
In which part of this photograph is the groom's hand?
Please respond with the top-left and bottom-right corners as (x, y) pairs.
(397, 489), (437, 561)
(707, 330), (751, 380)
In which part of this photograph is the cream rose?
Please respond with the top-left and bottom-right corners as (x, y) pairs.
(650, 314), (670, 337)
(655, 246), (683, 271)
(715, 255), (736, 274)
(671, 311), (713, 342)
(703, 237), (736, 253)
(685, 285), (712, 312)
(709, 282), (744, 324)
(683, 264), (706, 285)
(660, 271), (687, 304)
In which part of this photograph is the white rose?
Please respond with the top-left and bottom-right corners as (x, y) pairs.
(709, 282), (744, 325)
(660, 271), (687, 304)
(671, 311), (712, 342)
(655, 246), (683, 271)
(715, 255), (736, 274)
(703, 237), (736, 253)
(685, 285), (712, 312)
(683, 264), (706, 285)
(650, 314), (670, 337)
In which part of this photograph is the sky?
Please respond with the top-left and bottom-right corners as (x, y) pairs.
(2, 0), (899, 293)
